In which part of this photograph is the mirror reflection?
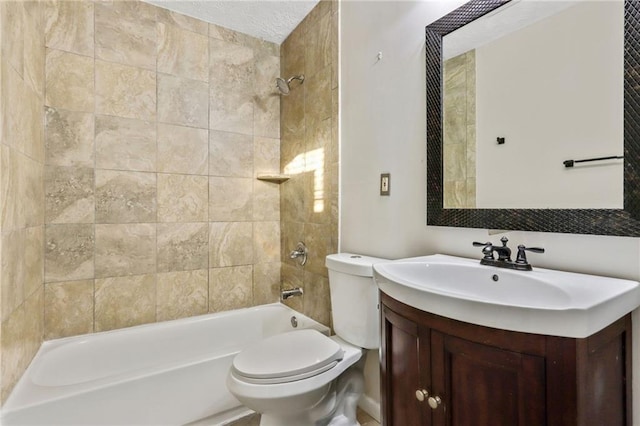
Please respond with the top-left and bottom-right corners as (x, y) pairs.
(441, 1), (624, 209)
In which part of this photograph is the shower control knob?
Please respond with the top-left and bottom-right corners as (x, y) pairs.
(428, 395), (442, 409)
(415, 389), (429, 402)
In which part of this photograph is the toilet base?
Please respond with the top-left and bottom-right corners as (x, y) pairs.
(258, 366), (364, 426)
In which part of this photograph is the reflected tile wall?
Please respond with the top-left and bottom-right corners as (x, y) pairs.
(37, 0), (282, 356)
(1, 0), (46, 403)
(280, 1), (338, 327)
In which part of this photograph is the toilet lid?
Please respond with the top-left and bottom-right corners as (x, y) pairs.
(232, 329), (344, 384)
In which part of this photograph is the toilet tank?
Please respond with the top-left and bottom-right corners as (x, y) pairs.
(325, 253), (388, 349)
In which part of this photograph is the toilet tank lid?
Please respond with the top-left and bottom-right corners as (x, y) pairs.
(325, 253), (389, 277)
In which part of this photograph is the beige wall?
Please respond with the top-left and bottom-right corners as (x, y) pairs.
(280, 0), (338, 327)
(0, 1), (46, 403)
(340, 0), (640, 418)
(41, 0), (281, 342)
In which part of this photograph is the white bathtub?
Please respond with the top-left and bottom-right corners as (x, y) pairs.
(1, 303), (329, 426)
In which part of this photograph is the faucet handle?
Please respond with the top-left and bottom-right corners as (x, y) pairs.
(515, 245), (545, 265)
(473, 241), (494, 260)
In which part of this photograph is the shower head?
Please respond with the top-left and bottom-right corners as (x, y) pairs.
(275, 75), (305, 95)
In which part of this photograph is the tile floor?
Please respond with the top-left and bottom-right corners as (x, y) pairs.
(225, 408), (380, 425)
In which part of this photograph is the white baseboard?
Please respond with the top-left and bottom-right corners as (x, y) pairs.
(358, 395), (381, 423)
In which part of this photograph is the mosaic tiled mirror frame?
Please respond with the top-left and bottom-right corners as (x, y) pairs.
(426, 0), (640, 236)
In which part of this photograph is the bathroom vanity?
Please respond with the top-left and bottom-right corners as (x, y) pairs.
(380, 293), (631, 425)
(373, 254), (640, 426)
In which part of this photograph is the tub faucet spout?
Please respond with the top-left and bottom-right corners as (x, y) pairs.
(282, 287), (304, 300)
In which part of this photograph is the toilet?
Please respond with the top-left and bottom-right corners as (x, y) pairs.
(226, 253), (387, 426)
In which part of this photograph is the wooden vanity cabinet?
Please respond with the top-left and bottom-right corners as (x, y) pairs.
(380, 292), (632, 426)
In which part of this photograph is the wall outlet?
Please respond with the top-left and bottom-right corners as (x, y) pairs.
(380, 173), (390, 196)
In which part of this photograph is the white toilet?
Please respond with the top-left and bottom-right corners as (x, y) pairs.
(226, 253), (387, 426)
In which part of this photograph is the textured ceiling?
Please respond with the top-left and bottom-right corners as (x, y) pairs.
(144, 0), (320, 44)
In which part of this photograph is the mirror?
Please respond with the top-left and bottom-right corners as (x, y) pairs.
(426, 0), (640, 236)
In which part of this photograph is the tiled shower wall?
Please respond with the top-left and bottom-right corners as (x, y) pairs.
(39, 0), (281, 344)
(0, 0), (46, 403)
(280, 1), (339, 326)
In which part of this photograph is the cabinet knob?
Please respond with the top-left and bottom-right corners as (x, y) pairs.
(428, 396), (442, 409)
(415, 389), (429, 402)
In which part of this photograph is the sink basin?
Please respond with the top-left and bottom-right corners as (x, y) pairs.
(373, 254), (640, 338)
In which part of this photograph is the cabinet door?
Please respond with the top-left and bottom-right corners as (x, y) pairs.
(430, 331), (546, 426)
(381, 306), (428, 426)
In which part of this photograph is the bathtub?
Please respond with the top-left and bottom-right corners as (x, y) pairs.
(1, 303), (329, 426)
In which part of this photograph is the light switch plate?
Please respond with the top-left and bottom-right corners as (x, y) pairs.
(380, 173), (390, 196)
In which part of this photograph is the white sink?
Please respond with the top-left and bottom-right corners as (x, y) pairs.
(373, 254), (640, 338)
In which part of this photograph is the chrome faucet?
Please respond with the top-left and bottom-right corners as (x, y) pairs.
(282, 287), (304, 300)
(289, 242), (308, 266)
(472, 237), (544, 271)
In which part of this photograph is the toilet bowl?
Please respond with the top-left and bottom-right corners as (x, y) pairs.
(226, 253), (387, 426)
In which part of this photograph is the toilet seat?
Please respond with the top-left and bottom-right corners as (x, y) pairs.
(231, 330), (344, 385)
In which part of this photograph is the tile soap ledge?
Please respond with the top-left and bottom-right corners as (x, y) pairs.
(256, 174), (290, 184)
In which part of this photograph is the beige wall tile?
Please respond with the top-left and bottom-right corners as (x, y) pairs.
(22, 153), (45, 228)
(304, 223), (332, 277)
(304, 66), (331, 132)
(95, 1), (157, 70)
(44, 280), (94, 339)
(45, 0), (94, 57)
(281, 26), (305, 83)
(45, 49), (94, 112)
(305, 12), (332, 77)
(45, 107), (94, 167)
(301, 0), (332, 35)
(95, 115), (156, 172)
(24, 1), (45, 97)
(45, 166), (94, 224)
(45, 224), (94, 283)
(209, 266), (253, 312)
(95, 60), (156, 121)
(95, 223), (156, 278)
(209, 39), (254, 135)
(158, 23), (209, 82)
(1, 229), (25, 321)
(1, 146), (23, 230)
(157, 124), (208, 175)
(157, 269), (208, 321)
(254, 221), (280, 264)
(281, 262), (303, 312)
(157, 223), (208, 272)
(1, 1), (24, 76)
(253, 262), (280, 305)
(209, 131), (253, 177)
(253, 181), (280, 222)
(23, 286), (44, 368)
(209, 177), (253, 221)
(2, 63), (30, 153)
(158, 74), (208, 129)
(254, 54), (280, 139)
(157, 174), (208, 222)
(281, 174), (308, 223)
(95, 274), (156, 331)
(156, 8), (208, 35)
(281, 221), (304, 264)
(95, 170), (156, 223)
(254, 136), (280, 176)
(209, 222), (253, 267)
(25, 226), (45, 299)
(303, 271), (331, 326)
(280, 89), (305, 145)
(1, 305), (27, 402)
